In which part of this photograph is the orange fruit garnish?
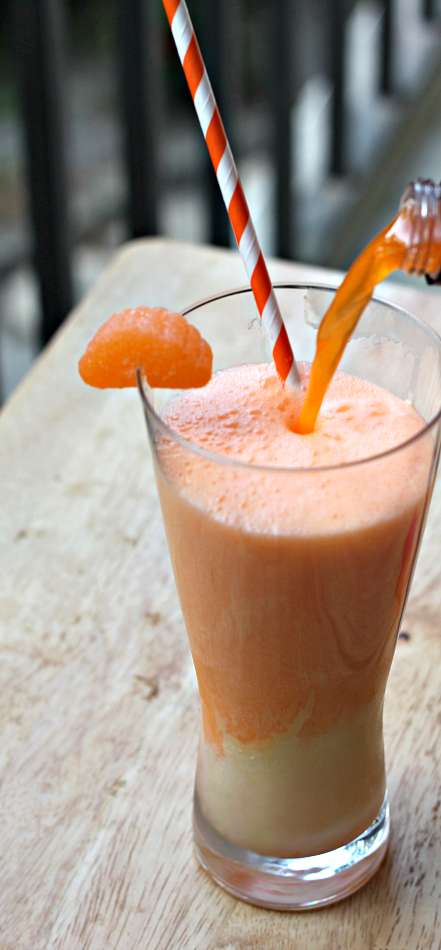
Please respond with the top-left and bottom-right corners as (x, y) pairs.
(78, 306), (212, 389)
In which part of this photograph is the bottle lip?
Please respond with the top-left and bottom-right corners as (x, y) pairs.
(399, 178), (441, 210)
(399, 178), (441, 278)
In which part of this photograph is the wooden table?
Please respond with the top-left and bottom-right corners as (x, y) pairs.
(1, 238), (441, 949)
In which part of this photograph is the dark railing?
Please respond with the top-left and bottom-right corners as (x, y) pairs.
(9, 0), (74, 344)
(4, 0), (441, 352)
(115, 0), (161, 240)
(198, 0), (242, 247)
(380, 0), (393, 94)
(272, 0), (299, 260)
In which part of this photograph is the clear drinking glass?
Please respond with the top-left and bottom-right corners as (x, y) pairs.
(138, 284), (441, 909)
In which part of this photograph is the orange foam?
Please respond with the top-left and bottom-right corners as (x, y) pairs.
(78, 306), (212, 390)
(162, 362), (425, 471)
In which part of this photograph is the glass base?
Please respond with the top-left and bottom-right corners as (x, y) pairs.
(193, 793), (389, 910)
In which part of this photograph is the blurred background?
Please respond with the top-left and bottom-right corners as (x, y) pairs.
(1, 0), (441, 402)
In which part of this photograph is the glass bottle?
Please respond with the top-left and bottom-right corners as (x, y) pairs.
(399, 179), (441, 283)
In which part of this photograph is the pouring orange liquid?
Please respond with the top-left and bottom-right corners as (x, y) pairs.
(297, 199), (441, 433)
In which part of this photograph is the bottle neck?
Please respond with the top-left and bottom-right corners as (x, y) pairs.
(398, 179), (441, 281)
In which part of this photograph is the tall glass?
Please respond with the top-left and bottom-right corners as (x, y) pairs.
(139, 284), (441, 909)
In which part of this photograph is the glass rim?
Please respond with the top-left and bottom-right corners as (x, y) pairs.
(137, 282), (441, 475)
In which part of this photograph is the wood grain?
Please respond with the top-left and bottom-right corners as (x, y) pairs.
(1, 238), (441, 948)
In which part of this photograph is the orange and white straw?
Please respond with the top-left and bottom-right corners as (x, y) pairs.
(162, 0), (300, 388)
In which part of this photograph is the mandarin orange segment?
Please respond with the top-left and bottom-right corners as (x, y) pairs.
(78, 306), (212, 389)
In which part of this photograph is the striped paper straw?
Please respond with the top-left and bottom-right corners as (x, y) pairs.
(162, 0), (300, 388)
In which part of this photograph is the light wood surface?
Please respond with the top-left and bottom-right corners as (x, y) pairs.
(1, 238), (441, 949)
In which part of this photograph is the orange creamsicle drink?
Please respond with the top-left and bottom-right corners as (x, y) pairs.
(80, 279), (441, 906)
(151, 356), (433, 861)
(79, 188), (441, 905)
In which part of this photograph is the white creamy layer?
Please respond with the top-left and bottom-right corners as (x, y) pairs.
(196, 697), (386, 858)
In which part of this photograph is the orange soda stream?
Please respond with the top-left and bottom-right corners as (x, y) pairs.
(296, 178), (441, 434)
